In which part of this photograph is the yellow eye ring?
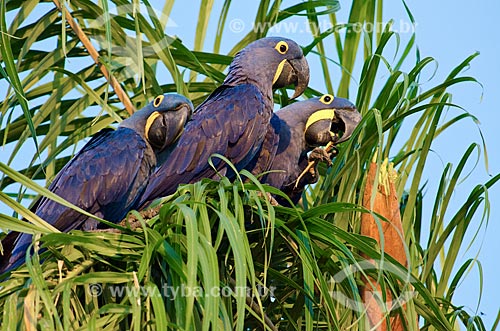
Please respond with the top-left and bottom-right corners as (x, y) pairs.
(319, 94), (334, 105)
(275, 41), (289, 54)
(153, 95), (164, 108)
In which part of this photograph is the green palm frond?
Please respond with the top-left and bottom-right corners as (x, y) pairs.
(0, 0), (496, 330)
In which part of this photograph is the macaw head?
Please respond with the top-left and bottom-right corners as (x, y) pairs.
(225, 36), (310, 99)
(120, 94), (194, 152)
(278, 94), (361, 149)
(302, 94), (362, 147)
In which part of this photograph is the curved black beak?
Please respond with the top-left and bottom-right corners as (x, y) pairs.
(273, 56), (310, 99)
(329, 97), (362, 144)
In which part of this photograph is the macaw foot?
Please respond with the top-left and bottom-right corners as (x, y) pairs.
(294, 146), (334, 189)
(120, 205), (162, 230)
(88, 206), (161, 233)
(256, 191), (279, 206)
(309, 147), (333, 166)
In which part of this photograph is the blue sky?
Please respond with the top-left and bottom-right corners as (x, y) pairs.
(396, 1), (500, 327)
(365, 1), (500, 326)
(1, 0), (498, 328)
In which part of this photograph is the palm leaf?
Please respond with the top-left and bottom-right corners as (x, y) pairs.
(0, 1), (495, 330)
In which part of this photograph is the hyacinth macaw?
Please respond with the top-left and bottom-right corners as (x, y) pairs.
(248, 94), (361, 205)
(0, 94), (193, 273)
(139, 37), (310, 206)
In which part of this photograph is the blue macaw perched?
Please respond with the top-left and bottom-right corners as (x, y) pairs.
(0, 94), (193, 273)
(139, 37), (309, 206)
(247, 94), (361, 205)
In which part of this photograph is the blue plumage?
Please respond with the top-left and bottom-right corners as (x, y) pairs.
(246, 96), (362, 205)
(0, 94), (193, 273)
(140, 37), (310, 206)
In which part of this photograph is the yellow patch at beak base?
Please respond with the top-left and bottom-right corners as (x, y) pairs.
(272, 59), (287, 85)
(145, 111), (161, 140)
(305, 109), (336, 132)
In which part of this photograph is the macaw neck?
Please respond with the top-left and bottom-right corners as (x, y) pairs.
(116, 126), (157, 162)
(223, 58), (275, 102)
(280, 105), (320, 152)
(290, 119), (311, 154)
(282, 106), (312, 132)
(119, 115), (147, 139)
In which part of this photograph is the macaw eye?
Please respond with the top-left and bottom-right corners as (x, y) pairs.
(275, 41), (289, 54)
(320, 94), (334, 105)
(153, 95), (164, 108)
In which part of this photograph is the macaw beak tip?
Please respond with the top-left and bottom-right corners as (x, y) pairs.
(290, 57), (310, 99)
(334, 109), (362, 144)
(273, 56), (310, 99)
